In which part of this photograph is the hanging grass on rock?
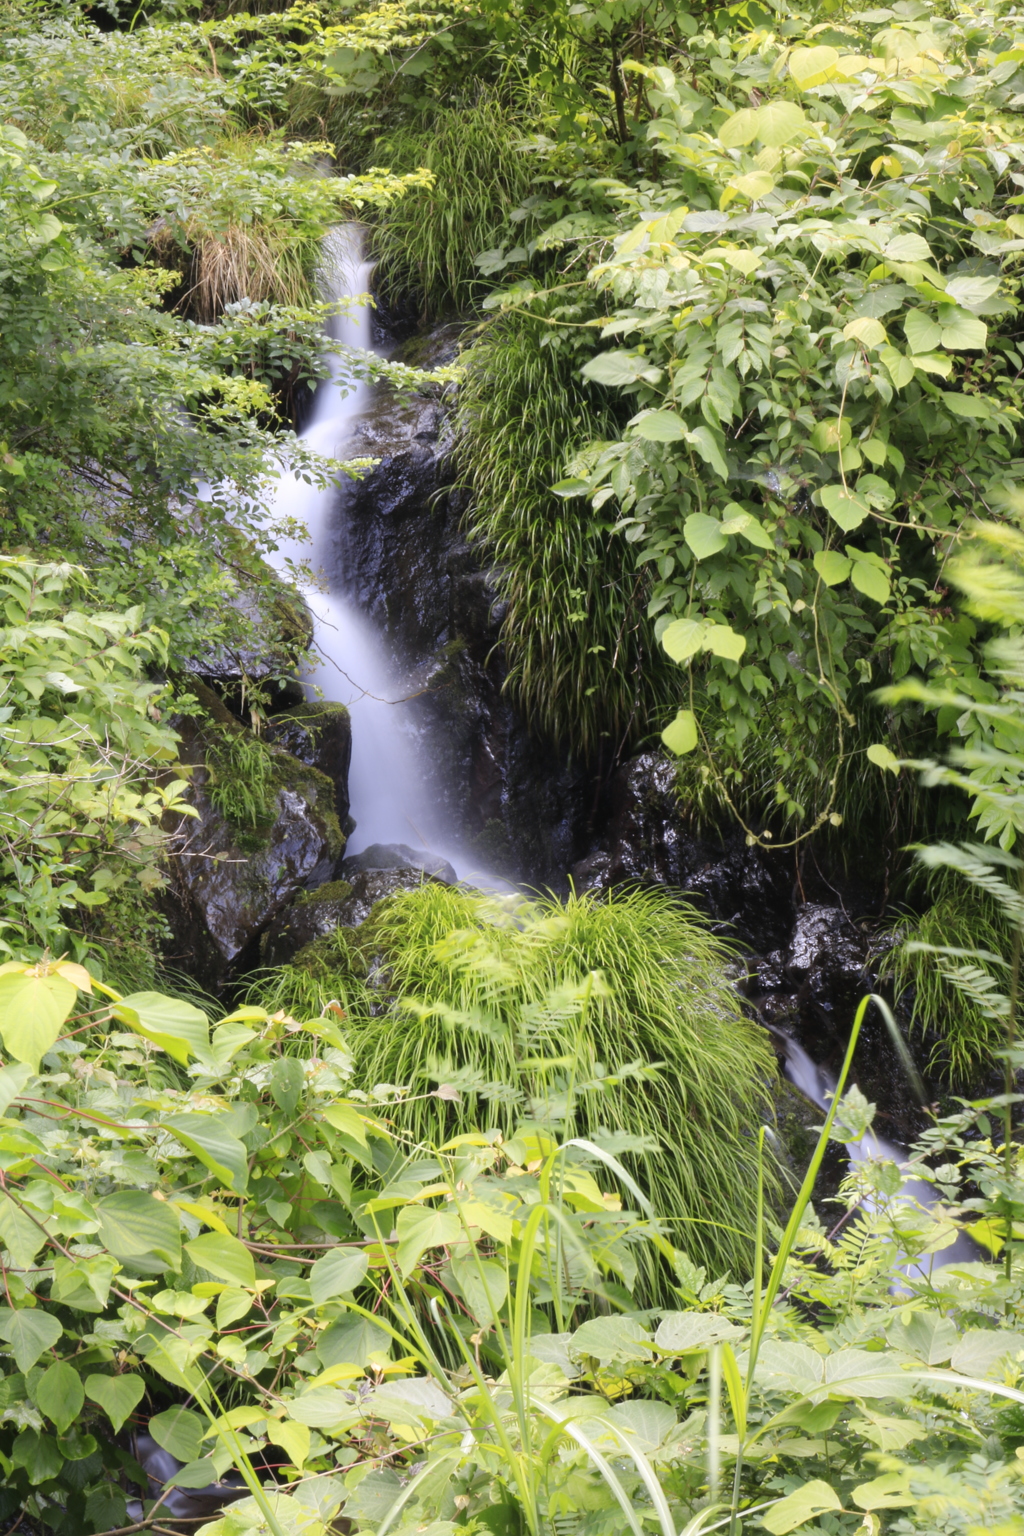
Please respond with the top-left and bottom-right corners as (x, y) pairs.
(248, 882), (781, 1284)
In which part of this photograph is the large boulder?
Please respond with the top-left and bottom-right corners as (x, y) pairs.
(187, 561), (313, 710)
(265, 700), (352, 831)
(161, 687), (346, 986)
(260, 867), (442, 967)
(340, 842), (456, 884)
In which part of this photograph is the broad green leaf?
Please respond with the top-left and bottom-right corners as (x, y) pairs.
(601, 1398), (677, 1452)
(720, 506), (774, 548)
(755, 100), (807, 146)
(822, 1348), (913, 1398)
(112, 991), (209, 1064)
(941, 392), (991, 419)
(886, 1310), (957, 1364)
(843, 317), (886, 348)
(581, 350), (647, 386)
(850, 560), (891, 604)
(705, 624), (746, 661)
(284, 1387), (363, 1430)
(718, 107), (760, 147)
(0, 1191), (48, 1268)
(149, 1405), (205, 1463)
(216, 1288), (253, 1329)
(944, 274), (1001, 310)
(451, 1252), (508, 1325)
(0, 1307), (61, 1371)
(395, 1204), (461, 1276)
(267, 1419), (311, 1469)
(309, 1246), (369, 1305)
(867, 743), (900, 775)
(880, 346), (916, 388)
(684, 512), (727, 559)
(316, 1314), (392, 1369)
(813, 551), (852, 586)
(0, 969), (78, 1069)
(85, 1373), (146, 1434)
(268, 1055), (304, 1116)
(761, 1480), (842, 1534)
(662, 709), (698, 755)
(949, 1328), (1024, 1378)
(885, 233), (933, 263)
(163, 1113), (249, 1194)
(169, 1458), (221, 1489)
(940, 312), (988, 350)
(35, 1360), (83, 1434)
(903, 310), (941, 353)
(322, 1102), (370, 1146)
(820, 485), (870, 532)
(661, 618), (706, 663)
(728, 171), (775, 200)
(788, 45), (840, 87)
(852, 1474), (913, 1510)
(654, 1311), (744, 1352)
(810, 417), (850, 453)
(185, 1231), (255, 1288)
(96, 1191), (181, 1275)
(631, 410), (687, 441)
(856, 474), (895, 511)
(569, 1315), (653, 1366)
(687, 425), (728, 479)
(0, 1061), (33, 1117)
(912, 351), (953, 377)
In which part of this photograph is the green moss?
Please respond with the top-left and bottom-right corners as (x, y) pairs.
(297, 879), (353, 907)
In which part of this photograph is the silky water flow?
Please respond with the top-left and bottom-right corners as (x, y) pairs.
(260, 225), (498, 886)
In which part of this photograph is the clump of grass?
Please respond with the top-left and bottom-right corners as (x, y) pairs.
(206, 729), (278, 834)
(459, 315), (677, 760)
(370, 101), (535, 316)
(250, 881), (780, 1285)
(882, 875), (1010, 1088)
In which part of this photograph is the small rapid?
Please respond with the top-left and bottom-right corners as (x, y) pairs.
(777, 1031), (977, 1283)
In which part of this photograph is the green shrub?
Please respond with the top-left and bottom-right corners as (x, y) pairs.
(460, 315), (677, 758)
(250, 882), (781, 1284)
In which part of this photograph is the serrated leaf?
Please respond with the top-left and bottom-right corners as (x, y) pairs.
(866, 743), (900, 775)
(185, 1231), (255, 1288)
(661, 709), (698, 755)
(820, 485), (871, 531)
(661, 618), (706, 662)
(813, 551), (852, 586)
(35, 1360), (84, 1434)
(684, 512), (727, 559)
(632, 409), (687, 441)
(309, 1246), (369, 1305)
(85, 1373), (145, 1434)
(0, 969), (78, 1069)
(756, 100), (807, 146)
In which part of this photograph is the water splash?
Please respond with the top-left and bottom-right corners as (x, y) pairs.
(778, 1031), (978, 1283)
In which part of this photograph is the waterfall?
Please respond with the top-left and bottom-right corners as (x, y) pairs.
(261, 225), (490, 880)
(777, 1032), (978, 1282)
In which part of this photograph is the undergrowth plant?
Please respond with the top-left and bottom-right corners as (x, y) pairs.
(247, 882), (781, 1285)
(206, 729), (279, 836)
(459, 313), (678, 759)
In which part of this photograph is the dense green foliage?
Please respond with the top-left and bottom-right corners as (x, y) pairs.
(248, 883), (780, 1282)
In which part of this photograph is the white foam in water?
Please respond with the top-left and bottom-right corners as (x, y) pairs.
(259, 225), (502, 885)
(779, 1032), (977, 1284)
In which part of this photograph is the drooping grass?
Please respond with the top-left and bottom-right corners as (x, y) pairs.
(370, 102), (535, 316)
(248, 882), (781, 1284)
(206, 729), (278, 832)
(882, 875), (1010, 1088)
(459, 315), (677, 760)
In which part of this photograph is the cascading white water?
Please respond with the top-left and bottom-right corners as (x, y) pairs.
(262, 226), (487, 876)
(779, 1032), (978, 1281)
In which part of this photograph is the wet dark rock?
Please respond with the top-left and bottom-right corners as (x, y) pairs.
(187, 561), (313, 711)
(161, 702), (346, 987)
(265, 700), (351, 828)
(260, 868), (441, 966)
(341, 842), (457, 884)
(785, 903), (870, 997)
